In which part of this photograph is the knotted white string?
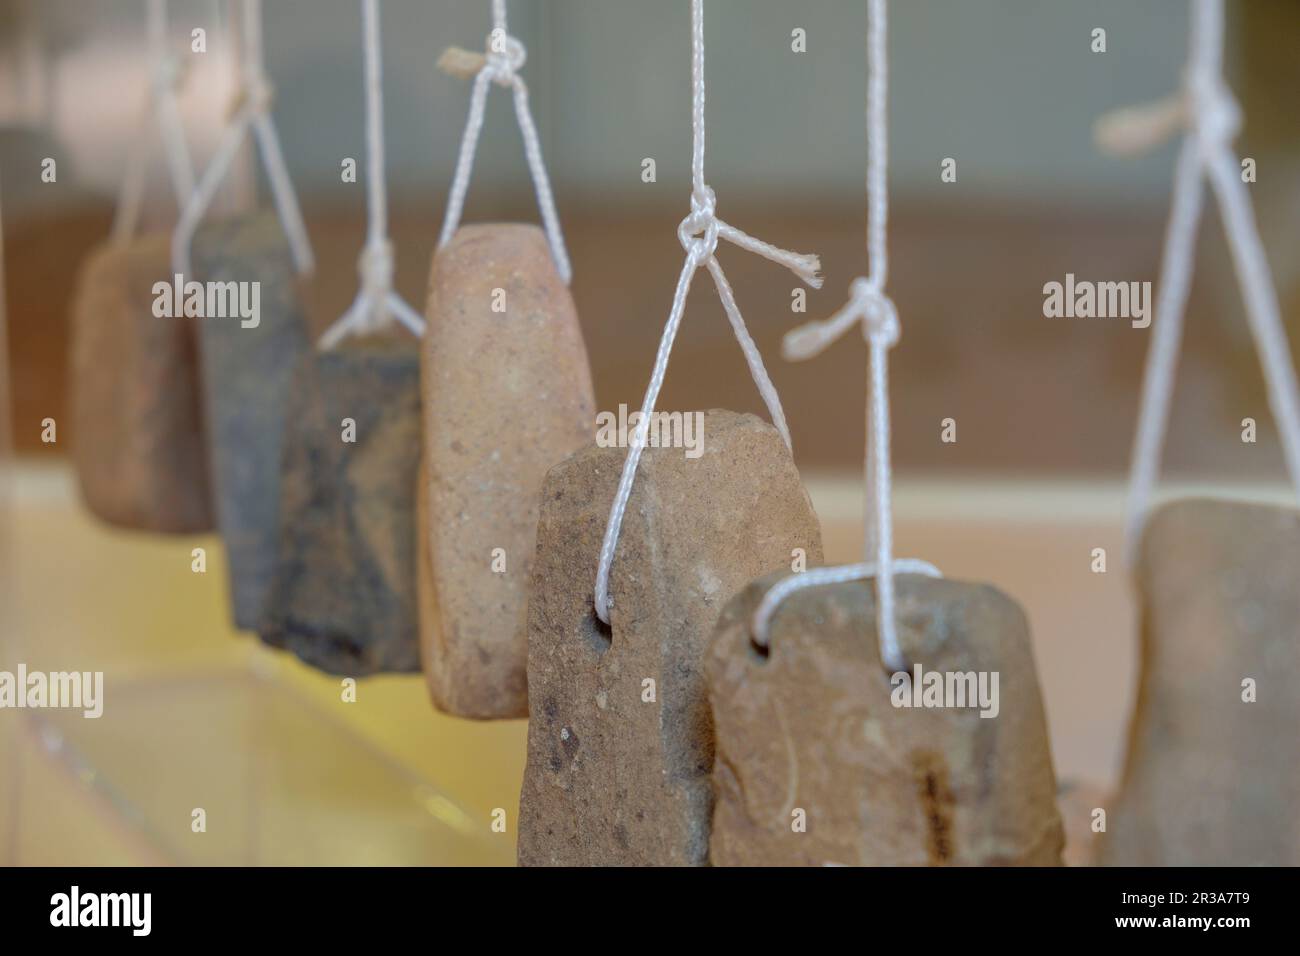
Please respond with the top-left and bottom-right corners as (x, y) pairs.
(591, 0), (823, 627)
(171, 0), (314, 278)
(1095, 0), (1300, 562)
(751, 0), (940, 675)
(437, 0), (571, 283)
(112, 0), (195, 243)
(318, 0), (425, 350)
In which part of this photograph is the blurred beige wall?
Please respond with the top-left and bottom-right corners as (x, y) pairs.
(4, 1), (1299, 477)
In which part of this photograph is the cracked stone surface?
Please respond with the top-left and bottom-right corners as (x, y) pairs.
(707, 573), (1063, 866)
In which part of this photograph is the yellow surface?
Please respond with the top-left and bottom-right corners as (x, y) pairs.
(8, 460), (1291, 865)
(3, 464), (523, 865)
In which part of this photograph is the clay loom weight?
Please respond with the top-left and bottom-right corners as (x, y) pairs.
(69, 232), (212, 532)
(707, 574), (1064, 866)
(1101, 498), (1300, 866)
(517, 410), (824, 866)
(258, 333), (421, 675)
(192, 212), (310, 630)
(419, 224), (595, 718)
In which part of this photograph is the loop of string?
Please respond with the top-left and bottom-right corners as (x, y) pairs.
(751, 0), (939, 675)
(319, 0), (425, 350)
(752, 559), (941, 651)
(1094, 0), (1300, 562)
(437, 0), (571, 284)
(112, 0), (196, 243)
(592, 0), (822, 626)
(171, 0), (314, 278)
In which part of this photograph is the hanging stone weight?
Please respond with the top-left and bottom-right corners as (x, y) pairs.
(258, 333), (421, 675)
(192, 213), (310, 630)
(69, 233), (212, 532)
(517, 410), (824, 866)
(1102, 498), (1300, 866)
(707, 574), (1063, 866)
(419, 224), (595, 718)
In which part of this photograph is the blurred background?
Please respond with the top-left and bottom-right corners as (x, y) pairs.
(2, 0), (1299, 865)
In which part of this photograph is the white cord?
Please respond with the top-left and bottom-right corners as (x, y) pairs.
(1096, 0), (1300, 562)
(752, 559), (942, 651)
(112, 0), (196, 243)
(437, 0), (571, 283)
(752, 0), (939, 675)
(171, 0), (314, 278)
(591, 0), (822, 626)
(318, 0), (425, 350)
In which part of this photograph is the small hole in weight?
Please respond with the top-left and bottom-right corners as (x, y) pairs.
(584, 604), (612, 657)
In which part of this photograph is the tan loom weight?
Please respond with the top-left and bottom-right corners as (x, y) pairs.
(69, 232), (212, 533)
(1101, 498), (1300, 866)
(707, 573), (1064, 866)
(517, 410), (824, 866)
(418, 223), (595, 719)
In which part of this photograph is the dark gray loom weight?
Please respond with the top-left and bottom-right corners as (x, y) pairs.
(259, 333), (422, 675)
(192, 212), (310, 630)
